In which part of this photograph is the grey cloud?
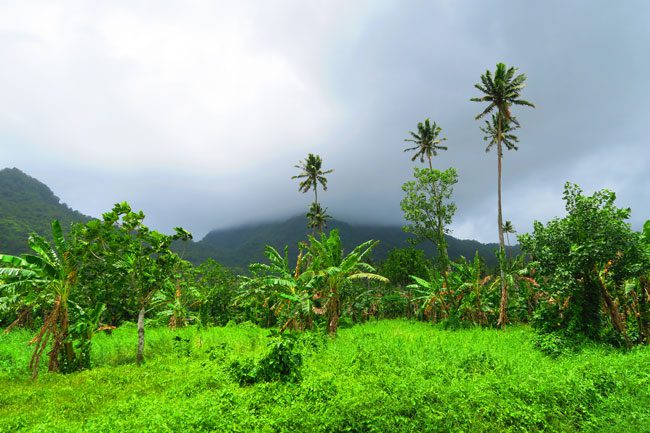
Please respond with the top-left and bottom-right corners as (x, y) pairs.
(1, 1), (649, 242)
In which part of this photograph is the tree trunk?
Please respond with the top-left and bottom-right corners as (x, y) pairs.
(327, 289), (340, 335)
(496, 140), (508, 328)
(639, 276), (650, 344)
(598, 275), (630, 347)
(137, 306), (145, 366)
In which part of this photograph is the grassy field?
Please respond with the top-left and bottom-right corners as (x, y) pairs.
(1, 320), (649, 432)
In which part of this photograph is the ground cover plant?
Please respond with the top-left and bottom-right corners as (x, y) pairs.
(1, 320), (649, 433)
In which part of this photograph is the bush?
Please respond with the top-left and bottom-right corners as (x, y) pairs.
(230, 331), (302, 385)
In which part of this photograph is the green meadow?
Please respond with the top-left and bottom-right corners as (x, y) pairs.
(1, 320), (649, 433)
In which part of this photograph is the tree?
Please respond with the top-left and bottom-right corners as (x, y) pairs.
(79, 202), (192, 365)
(503, 220), (516, 249)
(292, 153), (334, 205)
(378, 247), (431, 289)
(404, 119), (448, 170)
(519, 183), (646, 344)
(471, 63), (535, 327)
(306, 202), (331, 233)
(401, 167), (458, 273)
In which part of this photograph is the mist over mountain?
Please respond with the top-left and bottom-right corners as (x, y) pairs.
(0, 167), (517, 269)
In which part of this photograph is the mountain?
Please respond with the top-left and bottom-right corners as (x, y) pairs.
(179, 214), (519, 270)
(0, 167), (90, 254)
(0, 167), (518, 269)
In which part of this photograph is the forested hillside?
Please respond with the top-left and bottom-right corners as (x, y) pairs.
(0, 167), (517, 269)
(0, 168), (89, 254)
(181, 215), (519, 269)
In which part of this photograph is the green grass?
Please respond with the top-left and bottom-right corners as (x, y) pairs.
(1, 320), (649, 432)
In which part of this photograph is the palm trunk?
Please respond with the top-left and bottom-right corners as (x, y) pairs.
(137, 305), (145, 366)
(497, 136), (508, 328)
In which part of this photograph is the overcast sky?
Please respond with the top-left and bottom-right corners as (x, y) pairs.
(2, 1), (649, 242)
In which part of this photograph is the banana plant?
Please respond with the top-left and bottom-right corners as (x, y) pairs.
(238, 245), (315, 331)
(408, 269), (447, 322)
(0, 220), (83, 378)
(308, 229), (388, 334)
(450, 252), (492, 325)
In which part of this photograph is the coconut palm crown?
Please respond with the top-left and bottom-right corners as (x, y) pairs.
(292, 153), (334, 205)
(471, 62), (535, 121)
(404, 118), (448, 169)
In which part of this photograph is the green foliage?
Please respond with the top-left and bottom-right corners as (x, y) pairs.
(291, 153), (334, 205)
(520, 183), (647, 343)
(230, 332), (303, 385)
(401, 167), (458, 271)
(0, 168), (89, 256)
(1, 321), (649, 432)
(403, 118), (448, 167)
(378, 247), (431, 288)
(306, 202), (331, 233)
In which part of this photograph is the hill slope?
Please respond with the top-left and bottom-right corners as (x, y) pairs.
(0, 167), (517, 268)
(0, 168), (89, 254)
(180, 215), (518, 269)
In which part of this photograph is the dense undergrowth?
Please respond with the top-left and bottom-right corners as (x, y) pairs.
(1, 320), (649, 433)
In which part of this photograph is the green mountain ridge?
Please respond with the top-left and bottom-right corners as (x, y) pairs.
(0, 167), (90, 254)
(180, 214), (518, 270)
(0, 167), (518, 269)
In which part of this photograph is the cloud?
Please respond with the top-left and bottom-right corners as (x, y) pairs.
(1, 1), (649, 241)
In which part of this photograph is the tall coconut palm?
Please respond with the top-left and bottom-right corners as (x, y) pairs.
(404, 118), (448, 170)
(472, 63), (534, 327)
(307, 202), (331, 233)
(292, 153), (334, 205)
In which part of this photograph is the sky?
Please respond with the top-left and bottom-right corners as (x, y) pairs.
(1, 0), (649, 242)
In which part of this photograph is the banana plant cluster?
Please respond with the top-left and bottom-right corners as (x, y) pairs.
(407, 251), (538, 327)
(239, 229), (388, 335)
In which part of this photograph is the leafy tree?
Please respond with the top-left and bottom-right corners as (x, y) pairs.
(403, 119), (448, 169)
(193, 259), (237, 326)
(292, 153), (334, 206)
(519, 183), (646, 344)
(76, 202), (192, 364)
(401, 167), (458, 273)
(472, 63), (535, 327)
(378, 247), (432, 289)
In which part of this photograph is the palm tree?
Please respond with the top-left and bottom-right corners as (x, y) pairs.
(292, 153), (334, 205)
(471, 62), (534, 327)
(502, 220), (516, 250)
(307, 202), (331, 233)
(404, 118), (448, 169)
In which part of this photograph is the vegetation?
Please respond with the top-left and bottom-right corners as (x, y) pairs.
(403, 118), (448, 169)
(2, 61), (650, 431)
(471, 62), (535, 327)
(1, 321), (649, 432)
(0, 168), (88, 255)
(401, 167), (458, 273)
(520, 183), (649, 346)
